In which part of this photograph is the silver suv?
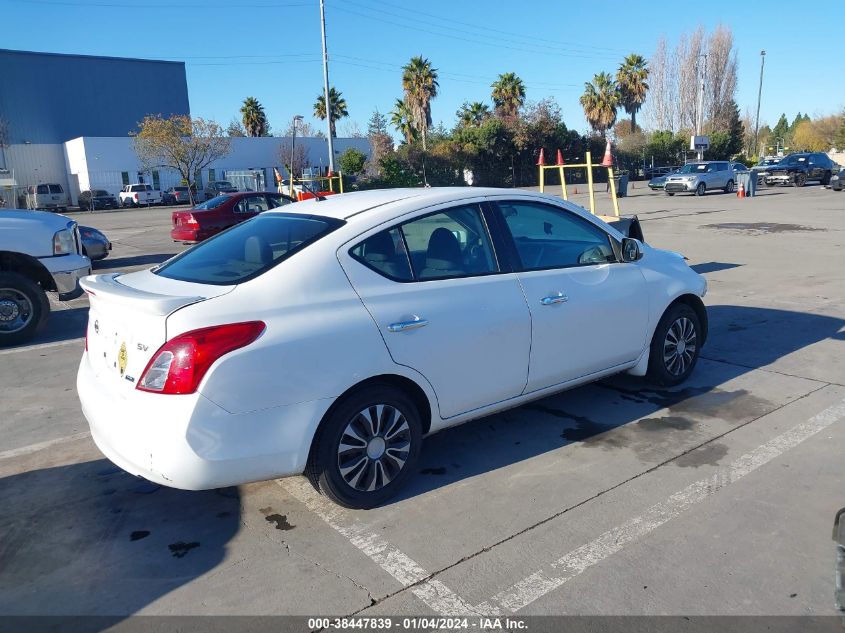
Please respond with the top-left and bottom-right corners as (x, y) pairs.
(664, 161), (736, 196)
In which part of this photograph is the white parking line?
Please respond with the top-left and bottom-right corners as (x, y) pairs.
(278, 477), (479, 615)
(0, 338), (84, 356)
(474, 396), (845, 615)
(0, 431), (91, 461)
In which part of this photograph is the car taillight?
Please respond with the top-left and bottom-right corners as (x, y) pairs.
(185, 214), (198, 226)
(134, 193), (139, 200)
(136, 321), (265, 395)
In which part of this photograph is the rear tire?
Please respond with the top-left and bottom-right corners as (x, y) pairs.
(646, 303), (702, 386)
(821, 171), (831, 186)
(0, 272), (49, 347)
(665, 192), (675, 196)
(306, 384), (422, 509)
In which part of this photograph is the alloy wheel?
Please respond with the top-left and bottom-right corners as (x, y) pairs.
(337, 404), (411, 492)
(663, 316), (697, 377)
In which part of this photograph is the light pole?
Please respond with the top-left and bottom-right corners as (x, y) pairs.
(290, 115), (303, 197)
(696, 53), (708, 161)
(753, 50), (766, 158)
(319, 0), (335, 174)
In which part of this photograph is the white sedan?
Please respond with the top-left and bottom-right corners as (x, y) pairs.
(77, 187), (707, 508)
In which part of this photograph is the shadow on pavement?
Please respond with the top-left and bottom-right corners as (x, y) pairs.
(0, 459), (240, 617)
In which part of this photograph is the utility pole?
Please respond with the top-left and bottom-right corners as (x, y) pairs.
(319, 0), (335, 174)
(696, 53), (708, 160)
(753, 50), (766, 158)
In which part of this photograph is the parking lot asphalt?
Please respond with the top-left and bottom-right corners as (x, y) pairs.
(1, 186), (844, 619)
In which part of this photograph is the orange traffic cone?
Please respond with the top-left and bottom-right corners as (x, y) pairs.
(536, 148), (546, 166)
(737, 181), (745, 198)
(601, 139), (613, 167)
(556, 149), (565, 165)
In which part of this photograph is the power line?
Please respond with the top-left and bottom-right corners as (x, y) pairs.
(9, 0), (310, 8)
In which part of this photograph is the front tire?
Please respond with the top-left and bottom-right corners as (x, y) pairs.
(307, 384), (422, 509)
(0, 272), (50, 346)
(724, 179), (734, 193)
(646, 303), (702, 386)
(793, 173), (807, 187)
(695, 183), (706, 196)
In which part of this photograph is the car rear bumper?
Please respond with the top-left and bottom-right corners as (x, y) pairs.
(170, 226), (211, 242)
(77, 352), (330, 489)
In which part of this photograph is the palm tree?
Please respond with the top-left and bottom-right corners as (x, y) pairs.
(580, 72), (619, 136)
(616, 54), (649, 132)
(491, 72), (526, 118)
(390, 98), (417, 144)
(240, 97), (268, 137)
(401, 56), (439, 149)
(313, 87), (349, 138)
(457, 101), (491, 128)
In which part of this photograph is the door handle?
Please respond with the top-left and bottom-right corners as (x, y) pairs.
(387, 316), (429, 332)
(540, 293), (568, 306)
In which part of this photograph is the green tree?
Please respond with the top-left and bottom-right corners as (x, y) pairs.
(401, 56), (439, 149)
(836, 117), (845, 151)
(491, 72), (526, 119)
(240, 97), (268, 137)
(367, 109), (389, 136)
(616, 53), (649, 132)
(771, 114), (790, 146)
(644, 130), (686, 165)
(338, 147), (367, 175)
(457, 101), (491, 128)
(313, 87), (349, 138)
(580, 72), (619, 136)
(390, 98), (417, 144)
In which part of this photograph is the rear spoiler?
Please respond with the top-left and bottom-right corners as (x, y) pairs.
(80, 273), (204, 317)
(600, 215), (645, 242)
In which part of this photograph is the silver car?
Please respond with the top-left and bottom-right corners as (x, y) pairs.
(664, 161), (736, 196)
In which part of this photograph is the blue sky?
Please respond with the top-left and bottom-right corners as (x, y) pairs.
(2, 0), (843, 139)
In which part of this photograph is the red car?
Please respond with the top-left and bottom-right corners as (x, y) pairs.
(171, 191), (294, 243)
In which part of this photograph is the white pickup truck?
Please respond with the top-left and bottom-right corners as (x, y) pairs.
(119, 184), (162, 208)
(0, 210), (91, 345)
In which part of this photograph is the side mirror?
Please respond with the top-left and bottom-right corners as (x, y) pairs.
(622, 237), (643, 262)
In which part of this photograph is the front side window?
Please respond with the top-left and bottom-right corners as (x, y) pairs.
(36, 185), (49, 194)
(498, 201), (615, 270)
(155, 213), (343, 285)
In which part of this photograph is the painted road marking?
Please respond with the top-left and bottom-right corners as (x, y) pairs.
(278, 477), (479, 615)
(474, 396), (845, 615)
(0, 338), (84, 355)
(0, 431), (91, 461)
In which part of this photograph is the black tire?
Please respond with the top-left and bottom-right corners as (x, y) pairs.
(793, 173), (807, 187)
(821, 171), (831, 186)
(665, 192), (675, 196)
(0, 272), (50, 347)
(646, 303), (702, 386)
(306, 383), (423, 509)
(695, 182), (706, 196)
(724, 179), (734, 194)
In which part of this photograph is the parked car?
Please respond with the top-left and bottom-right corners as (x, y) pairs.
(751, 157), (781, 185)
(25, 183), (69, 212)
(648, 169), (678, 190)
(162, 186), (194, 206)
(730, 162), (749, 174)
(79, 187), (708, 508)
(0, 210), (91, 345)
(78, 225), (112, 261)
(203, 180), (238, 200)
(120, 184), (163, 208)
(170, 192), (294, 243)
(829, 168), (844, 191)
(765, 152), (837, 187)
(664, 161), (736, 196)
(78, 189), (118, 211)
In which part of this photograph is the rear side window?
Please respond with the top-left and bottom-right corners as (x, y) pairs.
(351, 228), (413, 281)
(155, 213), (344, 285)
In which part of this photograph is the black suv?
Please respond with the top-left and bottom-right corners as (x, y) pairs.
(766, 152), (837, 187)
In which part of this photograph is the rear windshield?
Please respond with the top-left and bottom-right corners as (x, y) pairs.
(93, 190), (109, 196)
(154, 213), (344, 285)
(49, 184), (64, 194)
(175, 186), (189, 192)
(194, 195), (231, 209)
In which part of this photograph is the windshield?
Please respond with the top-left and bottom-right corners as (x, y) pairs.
(678, 164), (707, 174)
(194, 195), (231, 209)
(214, 181), (234, 190)
(155, 213), (344, 285)
(93, 190), (109, 196)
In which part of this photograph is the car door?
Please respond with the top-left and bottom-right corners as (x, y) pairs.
(338, 202), (531, 419)
(491, 199), (649, 393)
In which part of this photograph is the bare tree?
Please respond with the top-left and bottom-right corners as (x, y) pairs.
(278, 141), (309, 181)
(641, 37), (678, 132)
(282, 119), (323, 138)
(676, 27), (704, 133)
(704, 25), (738, 133)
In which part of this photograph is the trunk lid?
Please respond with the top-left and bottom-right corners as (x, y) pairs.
(82, 270), (234, 394)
